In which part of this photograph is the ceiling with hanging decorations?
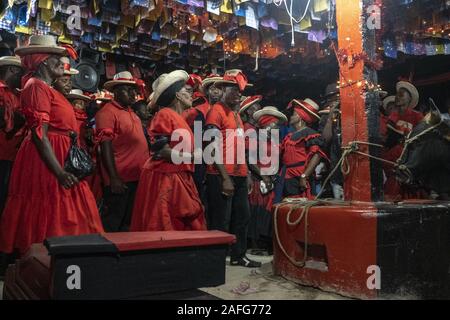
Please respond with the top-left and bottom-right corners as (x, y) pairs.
(0, 0), (448, 83)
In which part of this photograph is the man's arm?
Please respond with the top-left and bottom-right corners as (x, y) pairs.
(100, 140), (127, 194)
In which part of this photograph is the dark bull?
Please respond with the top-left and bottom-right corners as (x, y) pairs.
(396, 112), (450, 200)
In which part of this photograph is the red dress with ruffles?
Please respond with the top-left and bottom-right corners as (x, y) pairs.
(280, 128), (328, 199)
(130, 108), (206, 231)
(0, 78), (104, 254)
(0, 81), (23, 162)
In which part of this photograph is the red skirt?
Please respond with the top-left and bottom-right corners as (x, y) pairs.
(0, 133), (104, 254)
(130, 168), (206, 231)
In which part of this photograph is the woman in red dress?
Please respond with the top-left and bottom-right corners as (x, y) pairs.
(131, 70), (206, 231)
(280, 99), (328, 200)
(0, 35), (103, 255)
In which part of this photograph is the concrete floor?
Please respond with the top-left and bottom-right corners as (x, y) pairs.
(201, 254), (347, 300)
(0, 254), (347, 300)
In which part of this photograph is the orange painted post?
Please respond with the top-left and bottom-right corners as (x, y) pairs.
(335, 0), (383, 202)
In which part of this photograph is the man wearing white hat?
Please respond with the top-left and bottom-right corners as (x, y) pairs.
(0, 56), (24, 216)
(383, 81), (424, 200)
(95, 71), (150, 232)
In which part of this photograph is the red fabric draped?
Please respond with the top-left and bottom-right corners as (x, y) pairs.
(258, 115), (279, 127)
(20, 54), (51, 88)
(294, 106), (316, 125)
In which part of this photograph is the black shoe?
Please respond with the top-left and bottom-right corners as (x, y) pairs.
(230, 256), (262, 268)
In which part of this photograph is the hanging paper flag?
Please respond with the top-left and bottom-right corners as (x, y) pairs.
(29, 0), (38, 18)
(435, 44), (445, 55)
(88, 17), (102, 27)
(120, 14), (134, 28)
(17, 5), (29, 26)
(425, 43), (436, 56)
(203, 26), (218, 43)
(299, 15), (312, 30)
(58, 32), (74, 44)
(206, 1), (220, 15)
(176, 0), (188, 4)
(397, 40), (406, 53)
(260, 17), (278, 30)
(310, 6), (321, 21)
(81, 32), (94, 44)
(314, 0), (329, 13)
(188, 0), (204, 7)
(221, 0), (233, 14)
(383, 39), (397, 59)
(38, 0), (52, 10)
(234, 4), (245, 17)
(257, 4), (268, 18)
(130, 0), (150, 8)
(50, 20), (64, 35)
(15, 25), (32, 34)
(36, 12), (51, 34)
(307, 30), (326, 43)
(413, 42), (426, 55)
(116, 25), (128, 40)
(404, 42), (414, 55)
(245, 5), (259, 30)
(445, 43), (450, 55)
(93, 0), (100, 14)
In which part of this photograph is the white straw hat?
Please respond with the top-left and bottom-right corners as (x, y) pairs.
(15, 35), (67, 56)
(68, 89), (91, 101)
(151, 70), (189, 107)
(253, 106), (287, 123)
(103, 71), (138, 91)
(0, 56), (22, 68)
(396, 81), (419, 109)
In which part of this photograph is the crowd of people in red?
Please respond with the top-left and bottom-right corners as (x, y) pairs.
(0, 35), (437, 271)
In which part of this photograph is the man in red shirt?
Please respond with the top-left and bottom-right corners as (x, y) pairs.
(95, 71), (150, 231)
(205, 69), (261, 268)
(384, 81), (424, 200)
(0, 56), (24, 215)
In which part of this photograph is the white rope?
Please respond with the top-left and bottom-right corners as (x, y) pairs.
(272, 0), (312, 46)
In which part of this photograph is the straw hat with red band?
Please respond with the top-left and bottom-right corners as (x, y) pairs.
(201, 73), (223, 90)
(15, 35), (67, 56)
(214, 69), (252, 92)
(68, 89), (91, 102)
(239, 95), (262, 115)
(187, 74), (203, 89)
(150, 70), (189, 108)
(0, 56), (22, 68)
(396, 81), (419, 109)
(60, 56), (78, 75)
(382, 95), (396, 110)
(253, 106), (287, 125)
(92, 90), (114, 102)
(288, 98), (321, 124)
(103, 71), (139, 91)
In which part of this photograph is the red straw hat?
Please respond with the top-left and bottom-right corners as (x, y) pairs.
(239, 95), (262, 114)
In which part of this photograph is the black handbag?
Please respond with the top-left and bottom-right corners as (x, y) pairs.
(64, 131), (94, 179)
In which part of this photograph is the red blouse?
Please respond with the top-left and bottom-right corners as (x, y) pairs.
(147, 107), (194, 173)
(281, 128), (328, 179)
(205, 102), (248, 177)
(20, 78), (78, 138)
(95, 100), (149, 184)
